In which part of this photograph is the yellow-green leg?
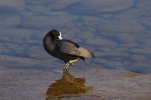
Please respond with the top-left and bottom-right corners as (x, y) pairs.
(63, 57), (80, 72)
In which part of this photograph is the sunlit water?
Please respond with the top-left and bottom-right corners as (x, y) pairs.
(0, 0), (151, 74)
(0, 0), (151, 100)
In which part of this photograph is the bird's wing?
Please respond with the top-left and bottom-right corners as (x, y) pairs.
(54, 39), (94, 58)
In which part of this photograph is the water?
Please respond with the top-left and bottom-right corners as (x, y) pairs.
(0, 0), (151, 100)
(0, 0), (151, 73)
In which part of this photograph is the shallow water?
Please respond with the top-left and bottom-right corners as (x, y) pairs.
(0, 0), (151, 100)
(0, 0), (151, 73)
(0, 56), (150, 100)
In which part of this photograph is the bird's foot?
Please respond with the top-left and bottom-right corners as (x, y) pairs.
(70, 63), (74, 67)
(64, 57), (79, 72)
(63, 63), (70, 72)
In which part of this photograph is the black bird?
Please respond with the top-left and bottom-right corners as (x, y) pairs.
(43, 29), (94, 72)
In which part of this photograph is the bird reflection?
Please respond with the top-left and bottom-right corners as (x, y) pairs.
(46, 72), (93, 100)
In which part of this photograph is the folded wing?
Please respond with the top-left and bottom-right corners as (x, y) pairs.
(54, 39), (94, 58)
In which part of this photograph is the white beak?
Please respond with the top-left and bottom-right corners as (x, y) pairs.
(58, 32), (62, 40)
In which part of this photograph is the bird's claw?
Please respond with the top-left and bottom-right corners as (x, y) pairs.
(70, 63), (74, 67)
(63, 62), (74, 72)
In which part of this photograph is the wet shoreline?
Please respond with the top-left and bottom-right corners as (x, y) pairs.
(0, 55), (150, 100)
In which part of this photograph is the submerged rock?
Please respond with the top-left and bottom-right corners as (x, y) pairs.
(97, 21), (145, 33)
(85, 36), (117, 46)
(68, 0), (135, 14)
(130, 55), (148, 61)
(113, 9), (141, 20)
(0, 14), (21, 28)
(21, 13), (78, 29)
(0, 0), (26, 11)
(115, 33), (135, 43)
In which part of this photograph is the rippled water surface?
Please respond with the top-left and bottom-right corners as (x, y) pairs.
(0, 0), (151, 100)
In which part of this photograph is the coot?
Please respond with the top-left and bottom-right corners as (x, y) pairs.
(43, 29), (94, 72)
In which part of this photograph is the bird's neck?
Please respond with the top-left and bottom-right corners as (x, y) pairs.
(43, 36), (55, 51)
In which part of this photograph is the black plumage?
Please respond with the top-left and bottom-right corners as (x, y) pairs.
(43, 29), (94, 72)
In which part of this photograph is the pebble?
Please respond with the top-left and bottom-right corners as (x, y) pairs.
(48, 0), (80, 10)
(77, 32), (95, 40)
(0, 14), (21, 28)
(120, 42), (138, 48)
(107, 51), (130, 57)
(93, 51), (106, 57)
(11, 38), (24, 44)
(0, 37), (11, 42)
(115, 33), (135, 43)
(61, 27), (80, 39)
(79, 16), (101, 23)
(68, 0), (135, 14)
(26, 5), (51, 12)
(130, 55), (148, 61)
(21, 13), (78, 29)
(97, 21), (145, 33)
(25, 40), (39, 44)
(130, 48), (151, 54)
(139, 17), (151, 27)
(104, 61), (122, 69)
(93, 58), (108, 63)
(31, 31), (46, 40)
(26, 0), (46, 5)
(113, 9), (141, 20)
(79, 27), (96, 33)
(0, 28), (39, 39)
(0, 0), (26, 11)
(99, 47), (111, 52)
(126, 61), (151, 73)
(136, 0), (151, 9)
(85, 36), (117, 46)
